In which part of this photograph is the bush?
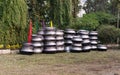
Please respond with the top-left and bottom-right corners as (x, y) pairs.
(97, 25), (120, 44)
(70, 13), (99, 30)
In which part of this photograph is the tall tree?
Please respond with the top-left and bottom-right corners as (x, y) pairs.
(72, 0), (81, 18)
(1, 0), (28, 45)
(83, 0), (109, 13)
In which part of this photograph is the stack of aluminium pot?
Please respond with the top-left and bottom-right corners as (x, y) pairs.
(20, 43), (33, 55)
(64, 29), (76, 52)
(78, 30), (91, 52)
(89, 31), (98, 50)
(32, 34), (43, 53)
(44, 27), (56, 53)
(71, 35), (83, 52)
(56, 30), (64, 52)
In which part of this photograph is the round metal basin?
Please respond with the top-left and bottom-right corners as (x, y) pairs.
(33, 48), (43, 53)
(90, 40), (98, 45)
(64, 35), (74, 39)
(44, 31), (56, 35)
(90, 36), (98, 40)
(71, 47), (82, 51)
(72, 37), (82, 42)
(56, 36), (64, 40)
(21, 43), (33, 53)
(37, 29), (45, 35)
(56, 30), (64, 35)
(77, 30), (89, 35)
(44, 36), (56, 40)
(82, 39), (90, 44)
(32, 42), (43, 47)
(65, 40), (72, 44)
(44, 41), (56, 46)
(97, 44), (107, 51)
(45, 27), (56, 30)
(56, 41), (64, 45)
(44, 46), (56, 52)
(56, 46), (64, 51)
(72, 43), (82, 47)
(81, 35), (89, 39)
(89, 31), (98, 36)
(32, 38), (43, 42)
(64, 29), (76, 34)
(83, 46), (91, 51)
(91, 45), (97, 50)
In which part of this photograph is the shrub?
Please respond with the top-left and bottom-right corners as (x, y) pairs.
(97, 25), (120, 44)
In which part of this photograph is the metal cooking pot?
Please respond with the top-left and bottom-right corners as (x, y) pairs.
(90, 36), (98, 40)
(89, 31), (98, 36)
(20, 43), (33, 53)
(97, 44), (107, 50)
(44, 31), (56, 35)
(56, 36), (64, 40)
(71, 47), (82, 51)
(44, 41), (56, 46)
(44, 36), (56, 40)
(82, 39), (90, 44)
(56, 30), (64, 35)
(83, 46), (91, 50)
(45, 27), (56, 30)
(81, 35), (89, 39)
(33, 48), (43, 53)
(56, 41), (64, 45)
(32, 42), (43, 47)
(90, 40), (98, 44)
(72, 43), (82, 47)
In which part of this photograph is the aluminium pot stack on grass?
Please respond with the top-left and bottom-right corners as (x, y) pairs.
(89, 31), (98, 50)
(71, 35), (83, 52)
(43, 27), (56, 53)
(32, 34), (44, 53)
(56, 30), (65, 52)
(78, 30), (91, 52)
(64, 29), (76, 52)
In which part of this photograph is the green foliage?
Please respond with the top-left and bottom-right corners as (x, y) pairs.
(95, 12), (115, 25)
(97, 25), (120, 44)
(70, 13), (99, 30)
(0, 0), (28, 45)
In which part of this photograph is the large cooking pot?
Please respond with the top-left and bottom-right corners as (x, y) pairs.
(64, 29), (76, 34)
(56, 46), (64, 51)
(81, 35), (89, 39)
(72, 36), (82, 42)
(71, 47), (82, 52)
(56, 41), (64, 45)
(44, 31), (56, 35)
(89, 31), (98, 36)
(33, 47), (43, 53)
(44, 36), (56, 40)
(72, 43), (82, 47)
(32, 42), (43, 47)
(91, 45), (97, 50)
(56, 36), (64, 40)
(77, 30), (89, 35)
(90, 40), (98, 45)
(97, 44), (107, 51)
(83, 46), (91, 51)
(82, 39), (90, 44)
(37, 29), (45, 35)
(90, 36), (98, 40)
(45, 27), (56, 30)
(56, 30), (64, 35)
(20, 43), (33, 54)
(44, 41), (56, 46)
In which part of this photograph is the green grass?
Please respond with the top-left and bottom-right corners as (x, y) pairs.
(0, 50), (120, 75)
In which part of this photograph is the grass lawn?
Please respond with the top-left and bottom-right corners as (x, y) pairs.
(0, 50), (120, 75)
